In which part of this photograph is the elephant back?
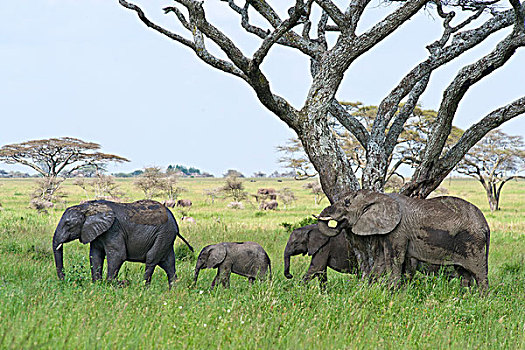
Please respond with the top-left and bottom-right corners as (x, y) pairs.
(426, 196), (490, 235)
(124, 200), (168, 225)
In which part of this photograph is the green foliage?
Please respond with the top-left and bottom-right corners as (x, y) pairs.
(0, 177), (524, 349)
(168, 164), (202, 176)
(281, 216), (318, 233)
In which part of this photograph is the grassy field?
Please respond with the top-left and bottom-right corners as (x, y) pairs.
(0, 177), (523, 349)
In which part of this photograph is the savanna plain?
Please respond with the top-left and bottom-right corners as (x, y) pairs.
(0, 177), (523, 349)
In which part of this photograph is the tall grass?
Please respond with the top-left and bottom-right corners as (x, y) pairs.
(0, 178), (523, 349)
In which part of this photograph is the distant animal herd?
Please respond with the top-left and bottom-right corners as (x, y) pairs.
(52, 188), (490, 292)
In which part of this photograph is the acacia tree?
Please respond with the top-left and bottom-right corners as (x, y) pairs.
(456, 129), (525, 211)
(0, 137), (129, 200)
(278, 103), (464, 184)
(119, 0), (525, 203)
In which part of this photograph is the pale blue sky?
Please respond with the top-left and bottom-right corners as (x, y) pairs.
(1, 1), (524, 177)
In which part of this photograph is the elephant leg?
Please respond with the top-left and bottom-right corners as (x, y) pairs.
(462, 262), (488, 292)
(143, 264), (157, 287)
(106, 253), (125, 282)
(89, 244), (105, 282)
(211, 271), (220, 288)
(453, 266), (473, 287)
(318, 269), (328, 291)
(383, 237), (408, 287)
(302, 249), (329, 284)
(218, 264), (232, 288)
(158, 249), (177, 290)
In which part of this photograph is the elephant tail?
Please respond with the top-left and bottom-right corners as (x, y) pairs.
(485, 227), (490, 275)
(166, 208), (194, 252)
(267, 254), (272, 281)
(177, 232), (194, 252)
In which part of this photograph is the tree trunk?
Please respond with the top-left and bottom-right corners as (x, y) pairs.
(487, 191), (499, 211)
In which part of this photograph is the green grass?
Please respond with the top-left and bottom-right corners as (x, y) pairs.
(0, 178), (523, 349)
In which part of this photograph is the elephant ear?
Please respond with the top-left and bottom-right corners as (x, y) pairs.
(352, 193), (401, 236)
(308, 227), (330, 256)
(80, 204), (115, 244)
(207, 244), (227, 268)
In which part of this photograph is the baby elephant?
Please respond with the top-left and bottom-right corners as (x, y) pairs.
(194, 242), (271, 288)
(284, 224), (358, 288)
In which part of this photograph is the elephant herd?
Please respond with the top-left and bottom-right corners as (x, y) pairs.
(53, 189), (491, 292)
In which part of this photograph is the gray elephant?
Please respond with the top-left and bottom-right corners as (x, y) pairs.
(317, 190), (490, 290)
(284, 224), (358, 288)
(194, 242), (271, 288)
(162, 199), (177, 208)
(53, 200), (194, 289)
(257, 188), (277, 201)
(177, 199), (192, 207)
(259, 200), (278, 210)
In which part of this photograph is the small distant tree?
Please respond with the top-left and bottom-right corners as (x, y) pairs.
(223, 169), (244, 178)
(0, 137), (129, 203)
(133, 167), (186, 200)
(92, 173), (125, 199)
(278, 188), (296, 209)
(277, 138), (316, 180)
(0, 137), (129, 178)
(456, 130), (525, 211)
(30, 177), (67, 211)
(203, 187), (222, 204)
(221, 176), (248, 202)
(303, 181), (326, 205)
(73, 177), (90, 200)
(160, 173), (185, 201)
(73, 173), (125, 200)
(133, 167), (165, 199)
(253, 171), (266, 178)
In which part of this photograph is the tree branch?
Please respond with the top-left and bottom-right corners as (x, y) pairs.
(424, 30), (525, 169)
(441, 96), (525, 169)
(329, 100), (370, 148)
(252, 1), (307, 67)
(314, 0), (347, 30)
(118, 0), (195, 49)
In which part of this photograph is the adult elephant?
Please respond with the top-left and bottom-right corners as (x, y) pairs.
(52, 200), (194, 289)
(177, 199), (192, 207)
(283, 224), (357, 288)
(317, 190), (490, 291)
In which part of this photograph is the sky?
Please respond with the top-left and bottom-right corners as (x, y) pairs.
(1, 1), (524, 177)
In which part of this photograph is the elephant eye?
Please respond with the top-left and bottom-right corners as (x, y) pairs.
(344, 198), (351, 207)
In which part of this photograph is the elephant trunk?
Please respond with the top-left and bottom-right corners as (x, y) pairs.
(194, 263), (202, 284)
(283, 245), (293, 279)
(53, 235), (65, 280)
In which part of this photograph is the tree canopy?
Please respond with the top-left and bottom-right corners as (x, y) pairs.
(0, 137), (129, 178)
(457, 129), (525, 210)
(119, 0), (525, 202)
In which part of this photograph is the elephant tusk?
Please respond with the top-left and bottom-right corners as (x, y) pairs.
(56, 243), (63, 250)
(317, 216), (333, 221)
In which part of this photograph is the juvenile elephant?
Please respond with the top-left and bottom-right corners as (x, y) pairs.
(284, 224), (358, 288)
(317, 190), (490, 290)
(194, 242), (271, 288)
(259, 200), (278, 210)
(53, 200), (194, 289)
